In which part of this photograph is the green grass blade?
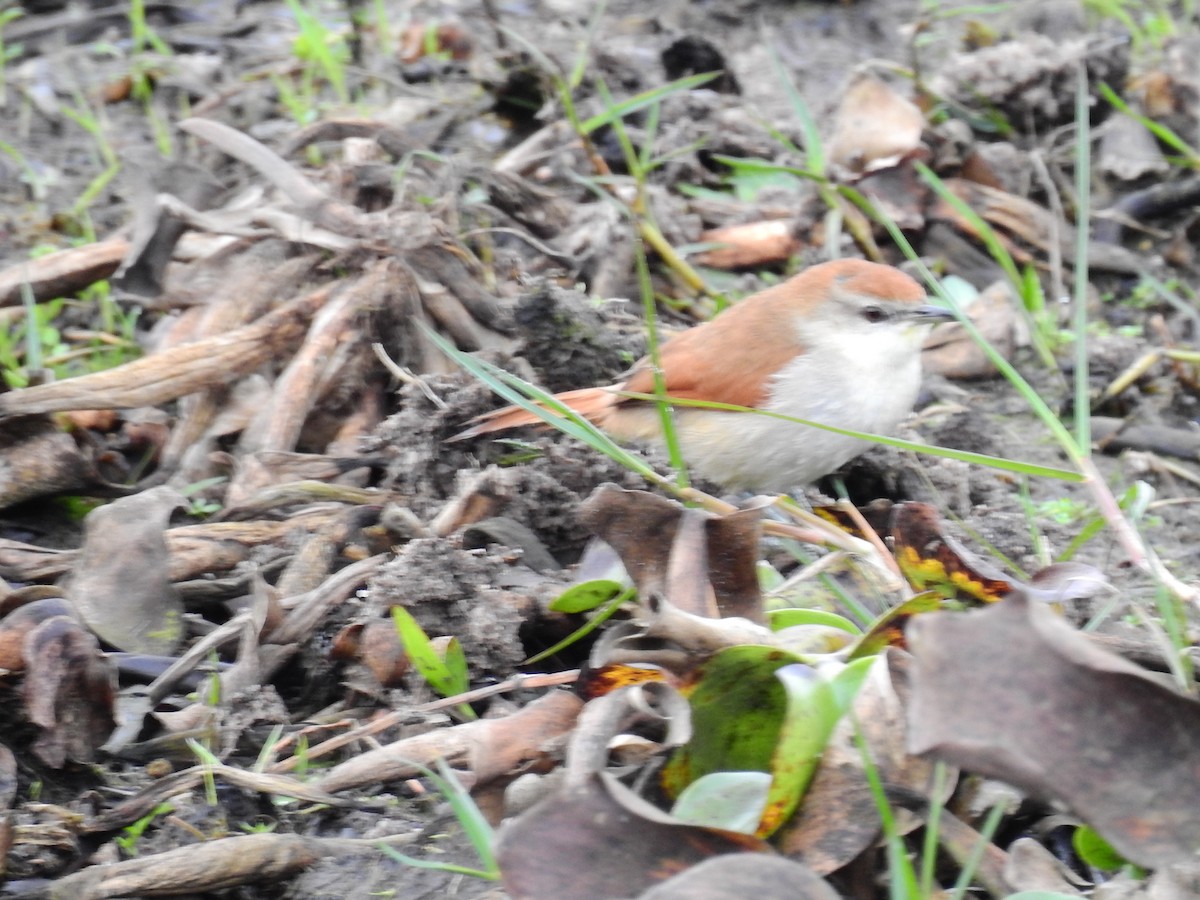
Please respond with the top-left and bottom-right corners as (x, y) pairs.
(1073, 65), (1092, 455)
(766, 44), (825, 175)
(615, 391), (1084, 482)
(422, 323), (663, 482)
(910, 161), (1058, 368)
(839, 186), (1086, 467)
(578, 72), (720, 134)
(1097, 81), (1200, 164)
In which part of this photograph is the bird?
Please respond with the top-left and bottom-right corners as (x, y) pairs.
(453, 258), (954, 493)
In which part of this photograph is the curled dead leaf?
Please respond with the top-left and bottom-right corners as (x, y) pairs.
(908, 593), (1200, 868)
(23, 616), (117, 767)
(827, 73), (925, 176)
(67, 486), (186, 655)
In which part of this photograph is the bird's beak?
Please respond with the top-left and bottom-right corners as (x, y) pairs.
(909, 304), (957, 322)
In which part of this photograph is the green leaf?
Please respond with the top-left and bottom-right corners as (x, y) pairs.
(390, 607), (474, 718)
(441, 636), (469, 695)
(661, 646), (799, 801)
(1072, 824), (1127, 871)
(762, 664), (842, 835)
(551, 579), (625, 614)
(829, 656), (875, 714)
(661, 647), (850, 838)
(578, 72), (721, 134)
(766, 608), (863, 635)
(670, 771), (772, 834)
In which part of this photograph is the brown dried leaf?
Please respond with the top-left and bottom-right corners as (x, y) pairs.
(0, 596), (75, 671)
(921, 280), (1020, 379)
(0, 238), (129, 307)
(693, 220), (803, 270)
(827, 73), (925, 176)
(23, 616), (117, 767)
(497, 772), (770, 899)
(1099, 113), (1169, 182)
(635, 853), (840, 900)
(67, 486), (186, 655)
(0, 415), (109, 510)
(332, 621), (409, 687)
(908, 593), (1200, 868)
(579, 484), (763, 622)
(931, 178), (1143, 274)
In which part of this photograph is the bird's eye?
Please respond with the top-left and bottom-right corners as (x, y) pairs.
(860, 305), (888, 323)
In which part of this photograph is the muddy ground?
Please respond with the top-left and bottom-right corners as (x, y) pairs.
(1, 0), (1199, 897)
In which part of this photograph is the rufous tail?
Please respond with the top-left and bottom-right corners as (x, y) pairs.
(449, 387), (620, 441)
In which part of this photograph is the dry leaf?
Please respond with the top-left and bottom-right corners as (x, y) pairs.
(497, 771), (769, 899)
(634, 852), (840, 900)
(1099, 113), (1169, 182)
(908, 593), (1200, 868)
(23, 616), (117, 767)
(579, 484), (763, 622)
(827, 73), (925, 176)
(67, 486), (186, 655)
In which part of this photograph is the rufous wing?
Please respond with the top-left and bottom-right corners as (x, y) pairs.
(449, 386), (622, 441)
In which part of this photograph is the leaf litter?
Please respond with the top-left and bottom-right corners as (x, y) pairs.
(0, 0), (1199, 897)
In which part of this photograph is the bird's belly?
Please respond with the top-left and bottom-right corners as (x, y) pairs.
(671, 410), (864, 491)
(680, 358), (922, 492)
(601, 358), (922, 492)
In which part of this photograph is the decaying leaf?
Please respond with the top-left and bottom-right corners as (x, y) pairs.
(908, 592), (1200, 868)
(631, 850), (840, 900)
(0, 596), (75, 671)
(827, 72), (926, 176)
(331, 620), (410, 687)
(693, 220), (804, 270)
(23, 615), (117, 767)
(921, 279), (1022, 379)
(579, 484), (764, 622)
(499, 771), (771, 899)
(0, 415), (113, 511)
(1099, 112), (1170, 182)
(66, 486), (186, 655)
(663, 651), (860, 838)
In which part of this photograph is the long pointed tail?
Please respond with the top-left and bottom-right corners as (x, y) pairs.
(449, 387), (621, 441)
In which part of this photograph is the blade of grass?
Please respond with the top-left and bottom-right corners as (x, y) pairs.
(377, 758), (499, 880)
(948, 802), (1006, 899)
(911, 161), (1059, 368)
(591, 82), (690, 487)
(423, 323), (662, 484)
(854, 715), (921, 899)
(1097, 81), (1200, 164)
(615, 391), (1084, 482)
(1073, 64), (1092, 455)
(844, 187), (1200, 607)
(765, 42), (825, 176)
(578, 72), (721, 134)
(523, 585), (635, 665)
